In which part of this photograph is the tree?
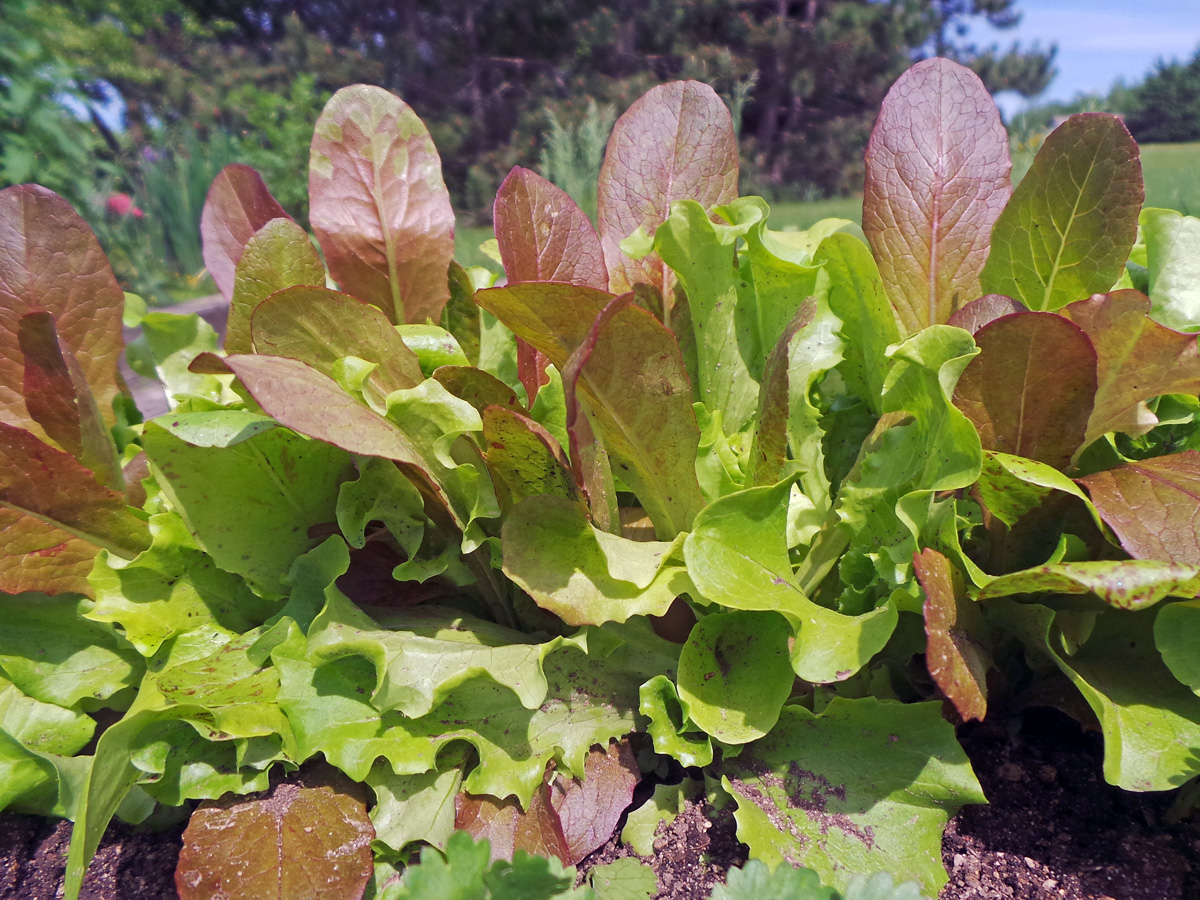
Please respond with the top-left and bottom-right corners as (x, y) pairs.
(19, 0), (1056, 210)
(1125, 47), (1200, 144)
(925, 0), (1055, 97)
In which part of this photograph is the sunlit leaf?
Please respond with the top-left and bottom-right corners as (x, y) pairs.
(0, 185), (125, 436)
(677, 610), (795, 743)
(88, 512), (276, 656)
(199, 164), (289, 302)
(227, 217), (326, 355)
(455, 780), (571, 865)
(549, 739), (640, 864)
(1078, 451), (1200, 565)
(1140, 207), (1200, 333)
(598, 81), (738, 297)
(913, 549), (988, 722)
(815, 233), (901, 413)
(979, 559), (1200, 610)
(176, 779), (374, 900)
(309, 85), (454, 324)
(684, 483), (897, 683)
(1061, 290), (1200, 446)
(477, 283), (703, 537)
(980, 114), (1143, 311)
(723, 699), (983, 896)
(368, 747), (467, 855)
(251, 286), (425, 399)
(483, 406), (577, 510)
(494, 166), (607, 288)
(653, 198), (761, 432)
(0, 422), (150, 562)
(862, 58), (1011, 333)
(502, 495), (688, 626)
(952, 311), (1097, 469)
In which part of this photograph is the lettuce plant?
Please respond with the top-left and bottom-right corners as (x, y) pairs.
(3, 56), (1200, 900)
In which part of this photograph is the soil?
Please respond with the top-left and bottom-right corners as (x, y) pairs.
(2, 709), (1197, 900)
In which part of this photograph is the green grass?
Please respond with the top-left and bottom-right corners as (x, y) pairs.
(1141, 142), (1200, 216)
(453, 143), (1199, 273)
(764, 195), (863, 230)
(455, 228), (501, 275)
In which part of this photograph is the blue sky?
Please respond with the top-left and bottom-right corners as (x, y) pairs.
(966, 0), (1200, 116)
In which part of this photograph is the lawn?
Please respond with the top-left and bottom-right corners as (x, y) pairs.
(455, 141), (1199, 271)
(1140, 141), (1200, 215)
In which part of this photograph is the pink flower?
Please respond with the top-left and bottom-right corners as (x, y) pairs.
(107, 193), (145, 219)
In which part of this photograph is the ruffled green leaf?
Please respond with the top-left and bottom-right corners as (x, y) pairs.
(143, 420), (354, 596)
(502, 496), (689, 626)
(0, 591), (141, 708)
(723, 699), (983, 896)
(684, 482), (897, 683)
(88, 512), (277, 656)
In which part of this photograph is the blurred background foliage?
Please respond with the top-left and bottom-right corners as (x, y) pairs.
(0, 0), (1194, 305)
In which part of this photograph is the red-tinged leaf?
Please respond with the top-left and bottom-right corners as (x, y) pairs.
(914, 548), (988, 722)
(494, 166), (608, 288)
(483, 405), (578, 510)
(251, 286), (425, 395)
(478, 283), (703, 538)
(747, 302), (815, 487)
(0, 423), (150, 562)
(493, 165), (608, 406)
(518, 342), (552, 408)
(549, 740), (640, 864)
(309, 85), (454, 325)
(598, 81), (738, 297)
(0, 185), (125, 436)
(1079, 451), (1200, 565)
(176, 780), (374, 900)
(863, 58), (1012, 334)
(434, 366), (524, 416)
(19, 312), (121, 490)
(220, 355), (427, 465)
(227, 217), (326, 355)
(979, 559), (1200, 610)
(455, 781), (571, 866)
(560, 292), (632, 523)
(953, 312), (1097, 470)
(980, 114), (1143, 312)
(0, 508), (98, 596)
(575, 413), (619, 536)
(215, 354), (459, 531)
(1061, 290), (1200, 446)
(200, 164), (289, 302)
(945, 295), (1029, 334)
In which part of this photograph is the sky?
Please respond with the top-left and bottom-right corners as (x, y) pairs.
(967, 0), (1200, 117)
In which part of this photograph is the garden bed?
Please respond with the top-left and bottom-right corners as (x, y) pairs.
(3, 709), (1196, 900)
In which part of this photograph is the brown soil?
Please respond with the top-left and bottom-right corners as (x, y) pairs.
(3, 709), (1197, 899)
(0, 815), (183, 900)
